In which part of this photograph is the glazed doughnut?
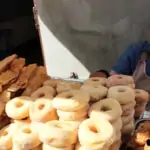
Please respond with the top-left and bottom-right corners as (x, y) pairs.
(0, 125), (12, 150)
(31, 86), (55, 99)
(122, 120), (134, 134)
(106, 74), (135, 88)
(88, 98), (122, 122)
(84, 77), (107, 86)
(109, 140), (121, 150)
(5, 96), (32, 120)
(0, 101), (5, 117)
(56, 81), (73, 94)
(122, 110), (135, 125)
(112, 118), (122, 132)
(78, 118), (115, 148)
(13, 124), (41, 149)
(107, 86), (135, 105)
(43, 144), (74, 150)
(52, 90), (90, 111)
(121, 101), (136, 113)
(29, 98), (58, 123)
(135, 89), (149, 104)
(39, 120), (78, 147)
(43, 79), (62, 88)
(80, 84), (108, 101)
(57, 107), (88, 121)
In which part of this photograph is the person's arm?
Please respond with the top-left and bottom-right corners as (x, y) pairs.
(110, 44), (141, 75)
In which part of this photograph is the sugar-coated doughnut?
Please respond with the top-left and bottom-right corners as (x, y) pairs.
(122, 110), (135, 125)
(39, 120), (78, 148)
(52, 90), (90, 111)
(57, 107), (88, 121)
(43, 79), (62, 88)
(88, 98), (122, 122)
(0, 101), (5, 117)
(31, 86), (55, 99)
(107, 74), (135, 88)
(5, 96), (32, 120)
(29, 98), (58, 123)
(112, 118), (122, 132)
(80, 84), (108, 101)
(84, 77), (107, 86)
(122, 120), (134, 134)
(135, 89), (149, 104)
(109, 140), (121, 150)
(43, 144), (74, 150)
(121, 101), (136, 114)
(107, 86), (135, 104)
(13, 124), (41, 149)
(78, 118), (115, 149)
(0, 125), (12, 150)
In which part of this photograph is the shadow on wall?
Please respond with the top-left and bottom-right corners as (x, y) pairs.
(37, 0), (150, 73)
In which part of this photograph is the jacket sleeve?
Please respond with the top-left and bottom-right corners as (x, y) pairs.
(111, 44), (139, 75)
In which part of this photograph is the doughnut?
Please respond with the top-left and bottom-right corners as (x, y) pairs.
(80, 84), (108, 101)
(84, 77), (107, 86)
(39, 120), (78, 147)
(31, 86), (55, 99)
(107, 86), (135, 105)
(43, 79), (62, 88)
(122, 120), (134, 134)
(52, 90), (90, 111)
(29, 98), (58, 123)
(109, 140), (121, 150)
(122, 110), (135, 125)
(106, 74), (135, 88)
(78, 118), (115, 149)
(43, 144), (74, 150)
(5, 96), (32, 120)
(121, 101), (136, 113)
(0, 125), (12, 150)
(57, 107), (88, 121)
(0, 101), (5, 117)
(13, 124), (41, 149)
(112, 118), (122, 132)
(135, 89), (149, 104)
(88, 98), (122, 122)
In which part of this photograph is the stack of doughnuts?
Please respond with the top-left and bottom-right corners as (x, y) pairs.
(52, 90), (90, 127)
(107, 74), (135, 89)
(39, 120), (77, 150)
(77, 118), (115, 150)
(88, 98), (123, 150)
(107, 85), (136, 135)
(134, 89), (149, 119)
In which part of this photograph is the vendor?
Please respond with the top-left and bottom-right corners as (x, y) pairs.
(89, 70), (110, 78)
(110, 39), (150, 92)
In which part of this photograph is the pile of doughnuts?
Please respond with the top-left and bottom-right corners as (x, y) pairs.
(88, 98), (122, 150)
(127, 121), (150, 149)
(107, 85), (136, 135)
(134, 89), (149, 119)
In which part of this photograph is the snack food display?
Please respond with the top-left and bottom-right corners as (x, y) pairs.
(0, 54), (148, 150)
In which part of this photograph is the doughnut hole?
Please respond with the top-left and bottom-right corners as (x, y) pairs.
(22, 128), (32, 134)
(89, 125), (98, 133)
(117, 76), (123, 79)
(38, 104), (45, 110)
(118, 88), (125, 93)
(38, 93), (45, 98)
(101, 106), (110, 111)
(15, 101), (24, 108)
(66, 94), (73, 99)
